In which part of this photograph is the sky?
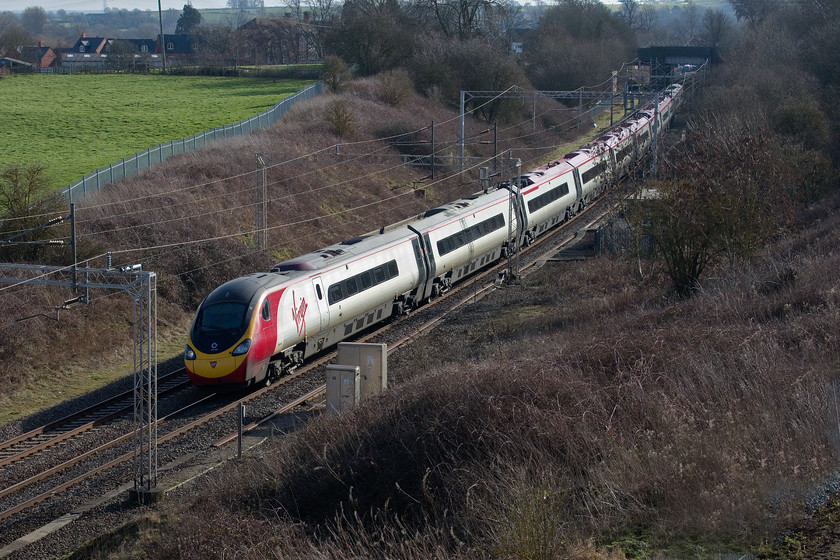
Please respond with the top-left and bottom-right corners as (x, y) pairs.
(2, 0), (288, 14)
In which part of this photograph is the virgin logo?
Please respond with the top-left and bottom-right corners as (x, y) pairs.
(292, 290), (308, 336)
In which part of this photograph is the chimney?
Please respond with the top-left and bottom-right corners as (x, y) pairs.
(284, 12), (291, 18)
(38, 41), (43, 47)
(81, 32), (86, 38)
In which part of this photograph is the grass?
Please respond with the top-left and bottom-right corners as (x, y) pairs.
(0, 313), (190, 425)
(0, 73), (314, 190)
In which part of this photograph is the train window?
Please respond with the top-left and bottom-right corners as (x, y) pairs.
(437, 213), (505, 256)
(582, 163), (606, 184)
(261, 300), (271, 321)
(373, 266), (386, 284)
(527, 182), (569, 213)
(345, 277), (359, 296)
(328, 284), (344, 304)
(327, 259), (400, 305)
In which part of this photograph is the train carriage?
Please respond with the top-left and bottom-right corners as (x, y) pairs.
(408, 187), (517, 301)
(516, 160), (578, 244)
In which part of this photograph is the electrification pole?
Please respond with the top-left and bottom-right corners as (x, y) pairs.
(0, 264), (159, 503)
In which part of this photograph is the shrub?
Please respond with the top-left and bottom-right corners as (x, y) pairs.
(378, 69), (414, 106)
(321, 55), (351, 93)
(323, 99), (356, 137)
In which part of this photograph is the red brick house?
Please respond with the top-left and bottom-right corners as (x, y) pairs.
(20, 42), (58, 70)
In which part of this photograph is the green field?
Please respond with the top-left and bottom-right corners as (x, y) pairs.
(0, 73), (315, 190)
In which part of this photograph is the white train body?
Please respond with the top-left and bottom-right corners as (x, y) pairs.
(186, 83), (685, 387)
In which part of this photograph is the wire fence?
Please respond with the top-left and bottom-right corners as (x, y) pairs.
(64, 80), (325, 202)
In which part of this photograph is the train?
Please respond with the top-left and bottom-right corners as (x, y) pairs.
(184, 83), (684, 388)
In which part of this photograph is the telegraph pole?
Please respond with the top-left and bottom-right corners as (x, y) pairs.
(254, 153), (268, 250)
(158, 0), (167, 70)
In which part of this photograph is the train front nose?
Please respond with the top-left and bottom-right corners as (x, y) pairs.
(185, 344), (249, 385)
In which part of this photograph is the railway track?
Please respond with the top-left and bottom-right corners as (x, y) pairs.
(0, 370), (189, 468)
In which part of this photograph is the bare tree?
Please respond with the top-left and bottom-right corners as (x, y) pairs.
(0, 164), (65, 263)
(639, 4), (657, 32)
(422, 0), (496, 40)
(0, 23), (31, 57)
(283, 0), (304, 19)
(311, 0), (339, 24)
(628, 120), (802, 297)
(325, 0), (413, 75)
(676, 0), (700, 45)
(194, 23), (235, 67)
(619, 0), (640, 31)
(700, 8), (733, 48)
(20, 6), (46, 36)
(485, 0), (525, 49)
(728, 0), (778, 24)
(0, 12), (19, 36)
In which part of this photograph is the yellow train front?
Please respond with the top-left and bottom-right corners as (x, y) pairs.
(185, 274), (284, 388)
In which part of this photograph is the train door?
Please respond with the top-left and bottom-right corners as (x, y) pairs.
(572, 168), (582, 200)
(311, 276), (329, 332)
(260, 296), (278, 354)
(411, 237), (429, 301)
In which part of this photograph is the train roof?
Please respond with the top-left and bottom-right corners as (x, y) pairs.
(270, 224), (416, 275)
(204, 272), (279, 305)
(408, 187), (512, 231)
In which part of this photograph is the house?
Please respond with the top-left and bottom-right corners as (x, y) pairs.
(20, 42), (58, 70)
(61, 34), (172, 70)
(155, 34), (194, 66)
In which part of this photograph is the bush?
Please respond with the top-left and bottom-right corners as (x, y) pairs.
(323, 98), (357, 137)
(321, 55), (352, 93)
(378, 69), (414, 107)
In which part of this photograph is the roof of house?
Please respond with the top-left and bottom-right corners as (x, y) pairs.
(120, 38), (157, 52)
(71, 35), (109, 53)
(19, 45), (52, 60)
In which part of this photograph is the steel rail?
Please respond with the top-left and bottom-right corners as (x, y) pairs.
(0, 389), (218, 522)
(0, 373), (190, 469)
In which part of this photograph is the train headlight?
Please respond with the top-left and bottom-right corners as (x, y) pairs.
(184, 345), (196, 361)
(232, 339), (251, 357)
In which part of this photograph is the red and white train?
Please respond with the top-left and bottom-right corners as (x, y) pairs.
(185, 83), (683, 388)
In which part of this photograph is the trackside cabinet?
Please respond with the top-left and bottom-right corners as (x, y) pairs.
(326, 364), (360, 414)
(337, 342), (388, 401)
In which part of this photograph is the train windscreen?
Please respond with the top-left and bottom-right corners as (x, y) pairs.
(192, 302), (250, 353)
